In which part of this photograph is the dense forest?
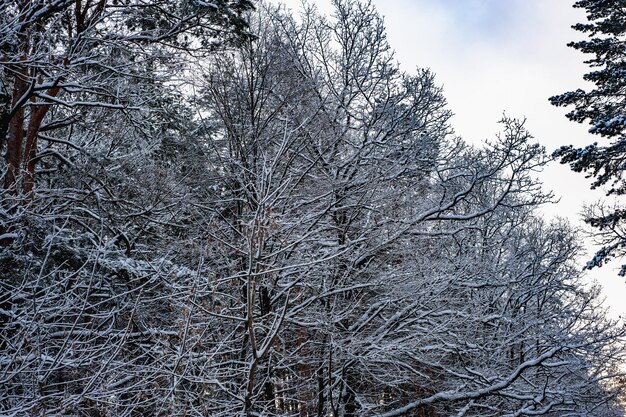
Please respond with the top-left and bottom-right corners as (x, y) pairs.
(1, 1), (625, 416)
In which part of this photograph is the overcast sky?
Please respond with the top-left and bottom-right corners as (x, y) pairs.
(278, 0), (626, 320)
(366, 0), (602, 212)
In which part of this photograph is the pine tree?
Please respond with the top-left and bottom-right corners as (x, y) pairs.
(550, 0), (626, 273)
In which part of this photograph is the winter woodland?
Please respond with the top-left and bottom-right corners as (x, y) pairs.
(1, 1), (625, 416)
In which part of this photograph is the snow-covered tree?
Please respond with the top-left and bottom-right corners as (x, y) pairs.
(550, 0), (626, 274)
(193, 2), (626, 416)
(0, 0), (252, 231)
